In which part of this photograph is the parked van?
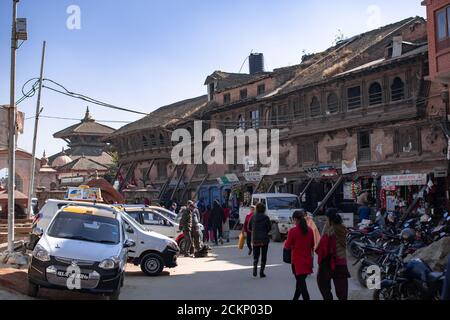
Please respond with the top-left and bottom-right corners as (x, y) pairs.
(239, 193), (301, 242)
(28, 204), (135, 300)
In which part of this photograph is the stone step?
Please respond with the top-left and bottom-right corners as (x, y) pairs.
(0, 227), (32, 234)
(0, 219), (33, 224)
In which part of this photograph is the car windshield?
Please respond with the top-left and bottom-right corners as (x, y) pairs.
(266, 197), (301, 210)
(47, 211), (120, 244)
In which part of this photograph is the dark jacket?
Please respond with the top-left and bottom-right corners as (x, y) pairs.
(210, 203), (224, 228)
(249, 212), (272, 246)
(179, 207), (192, 232)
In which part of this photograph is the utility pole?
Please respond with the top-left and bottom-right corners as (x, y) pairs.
(27, 41), (46, 217)
(7, 0), (19, 252)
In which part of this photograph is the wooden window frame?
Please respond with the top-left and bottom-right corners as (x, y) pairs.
(358, 131), (371, 162)
(436, 6), (450, 52)
(223, 93), (231, 104)
(368, 82), (383, 106)
(298, 141), (318, 165)
(347, 86), (362, 110)
(240, 89), (248, 100)
(257, 84), (266, 95)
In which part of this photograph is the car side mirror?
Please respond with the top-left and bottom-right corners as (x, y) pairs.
(32, 227), (44, 237)
(124, 239), (136, 248)
(126, 227), (134, 234)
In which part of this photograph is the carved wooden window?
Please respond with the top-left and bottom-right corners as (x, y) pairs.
(310, 96), (321, 117)
(369, 82), (383, 105)
(394, 127), (420, 154)
(330, 150), (343, 163)
(257, 84), (266, 95)
(298, 141), (317, 164)
(391, 77), (405, 101)
(327, 92), (339, 114)
(290, 96), (304, 118)
(157, 161), (167, 179)
(240, 89), (248, 100)
(347, 86), (362, 109)
(358, 131), (371, 161)
(142, 136), (149, 148)
(223, 93), (231, 104)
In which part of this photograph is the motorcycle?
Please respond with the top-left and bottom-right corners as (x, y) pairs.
(373, 257), (445, 300)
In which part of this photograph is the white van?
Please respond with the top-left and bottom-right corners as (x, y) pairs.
(239, 193), (301, 242)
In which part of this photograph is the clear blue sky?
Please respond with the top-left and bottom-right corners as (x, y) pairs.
(0, 0), (425, 158)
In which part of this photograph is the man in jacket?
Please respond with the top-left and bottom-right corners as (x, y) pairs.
(188, 200), (202, 253)
(210, 200), (225, 245)
(179, 205), (193, 257)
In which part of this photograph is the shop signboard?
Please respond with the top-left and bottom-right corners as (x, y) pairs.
(243, 171), (262, 182)
(61, 176), (85, 185)
(381, 174), (427, 188)
(339, 212), (354, 228)
(65, 186), (103, 202)
(217, 174), (240, 185)
(305, 165), (338, 178)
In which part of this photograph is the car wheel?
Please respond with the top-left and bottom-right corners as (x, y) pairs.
(178, 238), (187, 254)
(140, 253), (164, 276)
(270, 223), (282, 242)
(109, 287), (121, 300)
(27, 280), (39, 298)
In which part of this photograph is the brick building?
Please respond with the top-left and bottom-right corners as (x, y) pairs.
(108, 17), (449, 215)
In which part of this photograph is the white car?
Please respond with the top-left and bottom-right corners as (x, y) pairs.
(28, 203), (134, 300)
(28, 199), (101, 250)
(120, 211), (179, 276)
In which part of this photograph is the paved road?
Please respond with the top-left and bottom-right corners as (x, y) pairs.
(0, 232), (372, 300)
(121, 236), (369, 300)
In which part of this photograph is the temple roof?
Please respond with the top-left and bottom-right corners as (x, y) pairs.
(57, 156), (109, 172)
(53, 107), (115, 139)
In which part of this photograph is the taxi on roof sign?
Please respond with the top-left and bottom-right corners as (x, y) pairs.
(65, 186), (103, 202)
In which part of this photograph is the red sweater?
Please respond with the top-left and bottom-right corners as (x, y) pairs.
(284, 226), (315, 276)
(243, 212), (254, 234)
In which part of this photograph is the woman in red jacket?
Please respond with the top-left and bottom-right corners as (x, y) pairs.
(284, 210), (315, 300)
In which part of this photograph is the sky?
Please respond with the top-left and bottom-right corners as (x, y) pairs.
(0, 0), (426, 159)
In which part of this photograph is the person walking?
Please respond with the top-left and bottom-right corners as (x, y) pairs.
(210, 200), (224, 245)
(316, 208), (350, 300)
(243, 205), (255, 255)
(284, 210), (315, 300)
(202, 205), (211, 242)
(179, 205), (193, 257)
(249, 203), (272, 278)
(222, 203), (231, 243)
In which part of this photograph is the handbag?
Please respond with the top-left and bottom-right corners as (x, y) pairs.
(238, 232), (245, 250)
(283, 247), (291, 264)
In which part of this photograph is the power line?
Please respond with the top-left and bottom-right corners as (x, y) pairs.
(24, 114), (133, 124)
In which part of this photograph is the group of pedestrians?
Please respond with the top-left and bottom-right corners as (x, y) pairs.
(242, 203), (350, 300)
(202, 200), (231, 246)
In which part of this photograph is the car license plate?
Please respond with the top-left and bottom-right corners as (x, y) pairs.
(56, 270), (90, 280)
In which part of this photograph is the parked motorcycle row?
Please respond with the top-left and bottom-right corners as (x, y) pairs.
(347, 210), (450, 300)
